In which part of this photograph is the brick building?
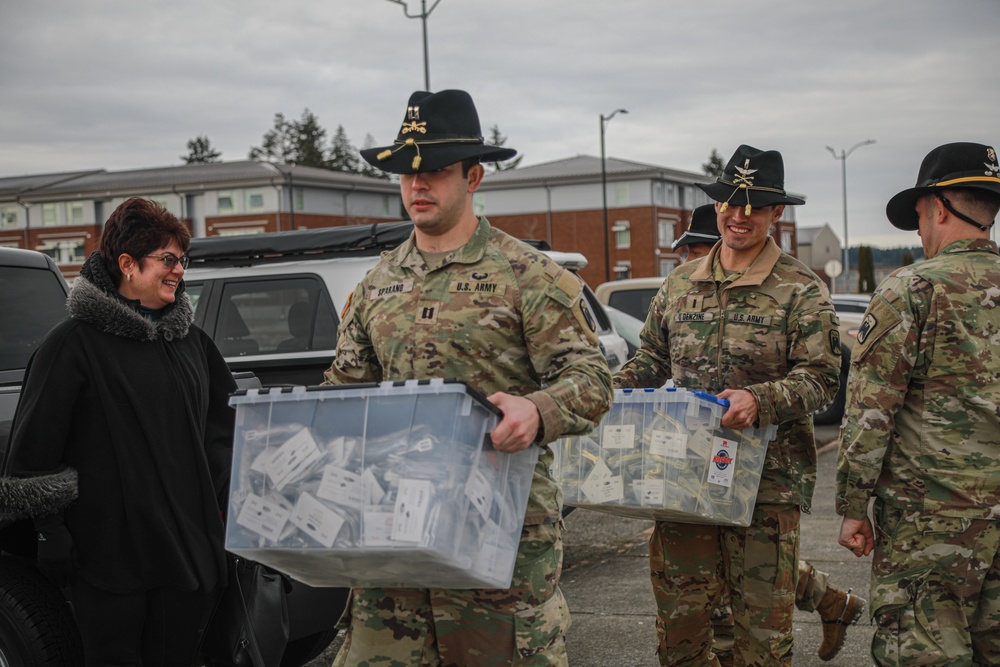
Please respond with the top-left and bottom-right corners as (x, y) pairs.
(0, 161), (401, 279)
(476, 155), (801, 288)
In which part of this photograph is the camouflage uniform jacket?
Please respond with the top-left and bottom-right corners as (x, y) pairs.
(836, 238), (1000, 521)
(324, 217), (613, 524)
(615, 237), (841, 509)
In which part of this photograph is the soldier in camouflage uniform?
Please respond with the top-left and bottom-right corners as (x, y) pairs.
(323, 89), (613, 666)
(837, 142), (1000, 666)
(615, 145), (842, 666)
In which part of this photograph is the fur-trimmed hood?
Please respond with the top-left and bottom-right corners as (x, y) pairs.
(69, 251), (193, 343)
(0, 468), (78, 522)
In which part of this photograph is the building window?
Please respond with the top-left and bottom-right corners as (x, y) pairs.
(615, 184), (629, 206)
(42, 204), (59, 227)
(294, 188), (305, 212)
(659, 258), (677, 276)
(246, 189), (265, 211)
(69, 202), (85, 225)
(217, 192), (235, 214)
(612, 220), (630, 249)
(661, 183), (678, 207)
(38, 239), (86, 265)
(781, 230), (793, 253)
(657, 216), (676, 248)
(1, 206), (17, 229)
(613, 261), (632, 280)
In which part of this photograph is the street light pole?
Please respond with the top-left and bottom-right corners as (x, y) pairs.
(600, 108), (628, 283)
(385, 0), (443, 90)
(826, 139), (875, 294)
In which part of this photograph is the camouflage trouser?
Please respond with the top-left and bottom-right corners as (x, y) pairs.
(712, 559), (828, 657)
(649, 504), (800, 666)
(332, 522), (570, 667)
(869, 501), (1000, 666)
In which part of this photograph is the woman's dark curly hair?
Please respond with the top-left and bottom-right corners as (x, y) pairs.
(99, 197), (191, 285)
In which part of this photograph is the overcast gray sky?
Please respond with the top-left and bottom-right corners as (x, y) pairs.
(2, 0), (997, 248)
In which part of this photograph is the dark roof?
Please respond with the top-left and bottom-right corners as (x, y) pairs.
(481, 155), (713, 188)
(0, 170), (107, 198)
(0, 161), (397, 202)
(187, 220), (415, 265)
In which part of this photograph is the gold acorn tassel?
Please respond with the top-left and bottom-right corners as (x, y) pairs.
(376, 138), (422, 169)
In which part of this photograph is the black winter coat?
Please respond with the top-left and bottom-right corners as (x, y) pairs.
(5, 253), (236, 593)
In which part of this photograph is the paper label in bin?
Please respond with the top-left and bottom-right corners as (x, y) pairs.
(602, 424), (635, 449)
(318, 465), (364, 508)
(290, 492), (345, 547)
(392, 479), (432, 543)
(633, 479), (666, 505)
(237, 493), (291, 541)
(582, 460), (624, 503)
(265, 428), (322, 490)
(362, 468), (385, 505)
(649, 429), (687, 458)
(465, 468), (492, 521)
(707, 437), (738, 487)
(363, 509), (395, 546)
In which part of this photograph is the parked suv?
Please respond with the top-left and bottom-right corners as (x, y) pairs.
(185, 221), (628, 383)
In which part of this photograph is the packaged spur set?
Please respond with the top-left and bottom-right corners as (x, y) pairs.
(550, 387), (777, 527)
(224, 379), (538, 589)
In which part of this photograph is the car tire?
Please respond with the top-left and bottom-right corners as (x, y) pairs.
(813, 344), (850, 426)
(0, 557), (83, 666)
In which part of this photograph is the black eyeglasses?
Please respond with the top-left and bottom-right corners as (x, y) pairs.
(145, 253), (190, 270)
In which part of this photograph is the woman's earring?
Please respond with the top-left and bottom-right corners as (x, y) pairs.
(127, 274), (132, 282)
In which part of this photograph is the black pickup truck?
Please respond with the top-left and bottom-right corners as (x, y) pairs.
(0, 247), (342, 666)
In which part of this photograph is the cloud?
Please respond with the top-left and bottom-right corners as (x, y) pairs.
(1, 0), (997, 248)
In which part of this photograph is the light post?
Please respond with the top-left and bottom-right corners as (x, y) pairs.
(600, 108), (628, 283)
(386, 0), (442, 90)
(826, 139), (875, 293)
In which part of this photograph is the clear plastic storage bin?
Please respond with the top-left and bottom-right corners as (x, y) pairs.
(550, 387), (776, 527)
(225, 379), (538, 589)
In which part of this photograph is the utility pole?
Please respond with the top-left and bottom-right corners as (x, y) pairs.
(385, 0), (443, 90)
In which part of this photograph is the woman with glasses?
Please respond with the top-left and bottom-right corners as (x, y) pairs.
(4, 196), (236, 666)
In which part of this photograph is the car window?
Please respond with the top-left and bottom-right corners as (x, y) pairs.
(0, 266), (67, 371)
(212, 277), (339, 357)
(607, 288), (659, 322)
(186, 282), (205, 314)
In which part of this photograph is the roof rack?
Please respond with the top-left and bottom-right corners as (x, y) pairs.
(187, 220), (415, 266)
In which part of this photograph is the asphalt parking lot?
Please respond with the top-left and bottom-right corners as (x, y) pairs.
(306, 424), (873, 666)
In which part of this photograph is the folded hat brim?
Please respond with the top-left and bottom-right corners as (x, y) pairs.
(672, 231), (721, 251)
(697, 182), (805, 207)
(885, 187), (923, 231)
(886, 178), (1000, 231)
(361, 143), (517, 175)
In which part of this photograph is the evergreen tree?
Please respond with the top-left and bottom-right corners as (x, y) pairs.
(857, 245), (876, 293)
(249, 113), (296, 164)
(358, 134), (391, 180)
(702, 149), (725, 177)
(181, 135), (221, 164)
(293, 109), (328, 168)
(327, 125), (360, 173)
(901, 251), (915, 267)
(484, 124), (523, 174)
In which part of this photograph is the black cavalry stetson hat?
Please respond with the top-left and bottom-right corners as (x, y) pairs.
(697, 144), (805, 215)
(360, 89), (517, 175)
(672, 204), (721, 251)
(886, 142), (1000, 231)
